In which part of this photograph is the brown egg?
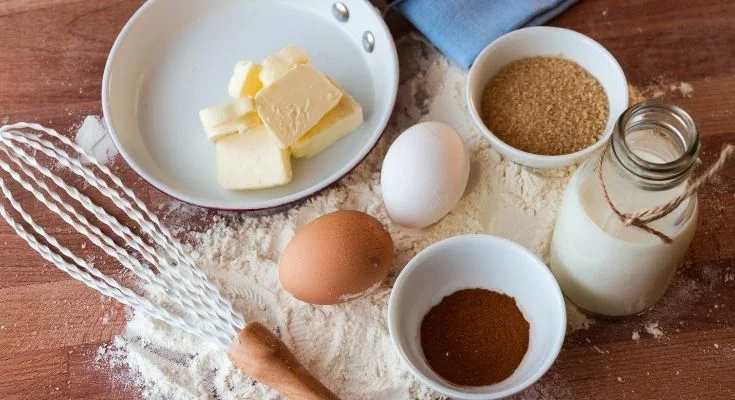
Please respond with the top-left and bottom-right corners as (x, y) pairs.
(279, 210), (394, 305)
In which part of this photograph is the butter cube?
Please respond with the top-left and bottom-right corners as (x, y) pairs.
(200, 98), (255, 128)
(228, 61), (263, 98)
(259, 45), (309, 87)
(207, 114), (261, 140)
(255, 64), (342, 148)
(199, 98), (259, 141)
(291, 86), (363, 159)
(216, 125), (292, 190)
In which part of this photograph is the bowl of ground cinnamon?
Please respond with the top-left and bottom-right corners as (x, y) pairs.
(467, 26), (628, 169)
(388, 235), (566, 399)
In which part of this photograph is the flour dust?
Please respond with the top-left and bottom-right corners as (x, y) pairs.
(74, 115), (118, 165)
(97, 36), (579, 400)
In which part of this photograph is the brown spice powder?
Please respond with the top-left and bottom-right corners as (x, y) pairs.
(481, 57), (609, 156)
(420, 288), (530, 386)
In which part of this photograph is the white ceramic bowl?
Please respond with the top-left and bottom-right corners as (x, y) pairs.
(103, 0), (398, 210)
(388, 235), (566, 399)
(467, 26), (628, 169)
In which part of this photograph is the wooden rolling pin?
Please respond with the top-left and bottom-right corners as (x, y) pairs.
(229, 322), (342, 400)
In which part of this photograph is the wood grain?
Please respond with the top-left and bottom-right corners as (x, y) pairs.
(0, 0), (733, 399)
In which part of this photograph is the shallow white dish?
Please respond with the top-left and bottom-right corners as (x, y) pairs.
(103, 0), (398, 210)
(388, 235), (566, 400)
(467, 26), (628, 169)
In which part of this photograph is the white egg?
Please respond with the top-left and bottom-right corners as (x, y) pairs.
(380, 122), (470, 229)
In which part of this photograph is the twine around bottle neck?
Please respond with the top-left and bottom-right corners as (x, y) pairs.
(598, 144), (734, 244)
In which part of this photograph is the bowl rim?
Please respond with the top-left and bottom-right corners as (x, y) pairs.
(101, 0), (399, 211)
(466, 26), (629, 168)
(387, 234), (567, 399)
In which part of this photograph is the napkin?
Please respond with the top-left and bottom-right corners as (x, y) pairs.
(393, 0), (578, 69)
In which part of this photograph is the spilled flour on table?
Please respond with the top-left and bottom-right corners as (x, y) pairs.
(640, 78), (694, 100)
(97, 37), (578, 399)
(645, 322), (664, 339)
(74, 115), (118, 165)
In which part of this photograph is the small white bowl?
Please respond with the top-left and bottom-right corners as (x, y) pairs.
(388, 235), (566, 400)
(467, 26), (628, 169)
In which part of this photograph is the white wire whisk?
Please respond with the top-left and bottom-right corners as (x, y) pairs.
(0, 122), (245, 346)
(0, 122), (339, 399)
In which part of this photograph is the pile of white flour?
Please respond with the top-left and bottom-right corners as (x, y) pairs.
(98, 37), (578, 400)
(74, 115), (118, 164)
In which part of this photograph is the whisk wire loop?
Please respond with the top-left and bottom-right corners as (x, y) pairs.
(0, 141), (237, 340)
(3, 126), (240, 328)
(0, 123), (245, 347)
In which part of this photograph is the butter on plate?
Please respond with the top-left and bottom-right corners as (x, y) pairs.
(199, 45), (364, 191)
(199, 97), (259, 141)
(291, 83), (363, 159)
(228, 61), (262, 98)
(255, 64), (343, 149)
(216, 125), (292, 190)
(259, 45), (309, 87)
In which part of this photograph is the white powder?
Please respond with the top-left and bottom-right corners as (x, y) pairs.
(337, 280), (383, 303)
(632, 331), (640, 341)
(75, 115), (118, 165)
(565, 301), (593, 334)
(483, 161), (574, 264)
(642, 79), (694, 100)
(645, 322), (664, 339)
(669, 82), (694, 98)
(99, 36), (578, 399)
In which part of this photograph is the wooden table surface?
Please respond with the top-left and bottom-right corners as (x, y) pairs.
(0, 1), (734, 399)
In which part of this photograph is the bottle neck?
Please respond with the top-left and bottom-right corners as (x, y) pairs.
(609, 101), (700, 191)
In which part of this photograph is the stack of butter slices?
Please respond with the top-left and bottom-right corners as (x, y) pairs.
(199, 46), (364, 191)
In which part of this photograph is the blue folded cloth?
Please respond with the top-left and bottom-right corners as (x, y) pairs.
(394, 0), (578, 69)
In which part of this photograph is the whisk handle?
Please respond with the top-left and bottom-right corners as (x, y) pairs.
(228, 322), (342, 400)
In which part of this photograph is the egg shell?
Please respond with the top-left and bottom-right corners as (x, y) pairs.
(278, 210), (394, 305)
(380, 122), (470, 229)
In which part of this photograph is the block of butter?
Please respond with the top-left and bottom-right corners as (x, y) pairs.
(255, 64), (342, 149)
(291, 85), (363, 159)
(228, 61), (262, 98)
(216, 125), (292, 190)
(207, 115), (261, 141)
(199, 98), (259, 141)
(200, 98), (255, 128)
(259, 45), (309, 87)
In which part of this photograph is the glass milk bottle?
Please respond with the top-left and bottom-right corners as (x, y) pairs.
(550, 101), (699, 317)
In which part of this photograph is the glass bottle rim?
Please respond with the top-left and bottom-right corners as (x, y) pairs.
(612, 100), (700, 183)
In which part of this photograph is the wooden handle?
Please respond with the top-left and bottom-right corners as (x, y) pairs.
(228, 322), (342, 400)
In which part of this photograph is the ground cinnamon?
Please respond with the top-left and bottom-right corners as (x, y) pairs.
(420, 288), (529, 386)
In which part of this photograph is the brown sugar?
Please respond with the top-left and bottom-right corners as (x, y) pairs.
(420, 288), (530, 386)
(481, 57), (609, 156)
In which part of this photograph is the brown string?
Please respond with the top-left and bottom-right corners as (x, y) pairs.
(598, 144), (734, 244)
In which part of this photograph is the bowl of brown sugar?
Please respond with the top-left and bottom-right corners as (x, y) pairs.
(387, 235), (566, 399)
(467, 27), (628, 169)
